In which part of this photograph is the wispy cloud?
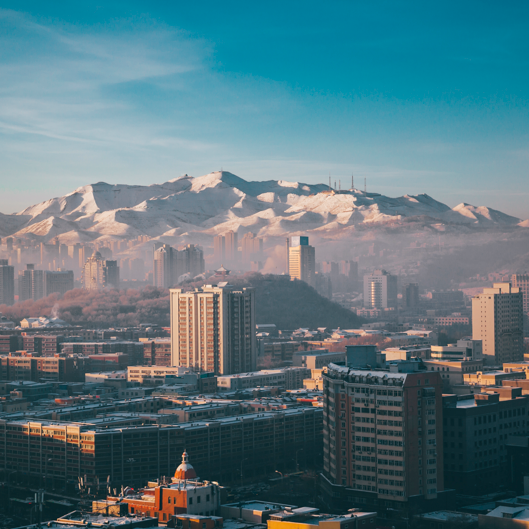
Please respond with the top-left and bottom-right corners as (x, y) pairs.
(0, 10), (212, 150)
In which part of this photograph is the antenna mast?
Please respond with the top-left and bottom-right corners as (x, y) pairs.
(364, 178), (366, 192)
(351, 173), (354, 190)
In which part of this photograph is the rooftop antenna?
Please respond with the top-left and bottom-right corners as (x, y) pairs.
(328, 174), (331, 190)
(351, 173), (354, 190)
(339, 180), (341, 191)
(364, 178), (366, 192)
(334, 180), (337, 189)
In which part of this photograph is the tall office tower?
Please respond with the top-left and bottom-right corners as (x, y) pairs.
(104, 260), (120, 289)
(512, 274), (529, 314)
(404, 283), (420, 308)
(82, 252), (120, 290)
(213, 235), (225, 263)
(472, 282), (524, 364)
(322, 363), (445, 513)
(322, 261), (340, 285)
(241, 232), (263, 263)
(18, 264), (45, 302)
(0, 259), (14, 306)
(170, 284), (256, 375)
(363, 269), (398, 309)
(180, 244), (205, 277)
(340, 260), (359, 282)
(285, 237), (290, 273)
(153, 244), (176, 288)
(287, 236), (316, 286)
(78, 245), (87, 269)
(44, 270), (74, 296)
(225, 230), (238, 262)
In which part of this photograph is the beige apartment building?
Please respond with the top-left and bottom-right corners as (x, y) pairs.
(170, 284), (256, 375)
(472, 282), (524, 364)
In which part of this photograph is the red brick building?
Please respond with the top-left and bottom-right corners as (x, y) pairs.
(321, 362), (451, 514)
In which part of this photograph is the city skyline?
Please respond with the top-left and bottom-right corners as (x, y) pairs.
(0, 2), (528, 217)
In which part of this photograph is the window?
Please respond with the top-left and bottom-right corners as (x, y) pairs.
(189, 498), (193, 505)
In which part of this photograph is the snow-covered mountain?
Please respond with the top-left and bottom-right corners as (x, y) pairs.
(1, 171), (526, 245)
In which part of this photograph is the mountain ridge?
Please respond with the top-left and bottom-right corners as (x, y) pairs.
(1, 171), (526, 245)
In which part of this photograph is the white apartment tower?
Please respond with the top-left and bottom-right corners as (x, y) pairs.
(472, 282), (524, 364)
(363, 269), (398, 309)
(170, 284), (256, 375)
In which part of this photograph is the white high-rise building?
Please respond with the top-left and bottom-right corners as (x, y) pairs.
(287, 236), (316, 286)
(82, 252), (120, 290)
(363, 269), (398, 309)
(170, 283), (256, 375)
(472, 282), (524, 364)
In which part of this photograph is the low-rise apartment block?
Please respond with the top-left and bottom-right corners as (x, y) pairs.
(217, 367), (311, 390)
(0, 406), (322, 489)
(292, 350), (346, 369)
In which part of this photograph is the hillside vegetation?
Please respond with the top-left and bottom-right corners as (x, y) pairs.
(0, 273), (362, 329)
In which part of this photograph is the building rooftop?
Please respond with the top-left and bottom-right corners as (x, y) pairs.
(15, 510), (158, 528)
(485, 505), (529, 520)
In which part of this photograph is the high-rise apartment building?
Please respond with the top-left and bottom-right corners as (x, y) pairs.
(180, 244), (205, 277)
(213, 235), (225, 263)
(241, 232), (263, 264)
(0, 259), (14, 306)
(472, 282), (524, 364)
(321, 362), (445, 513)
(170, 284), (256, 375)
(404, 283), (420, 308)
(363, 270), (398, 309)
(340, 260), (359, 282)
(214, 231), (238, 264)
(18, 264), (45, 302)
(512, 274), (529, 314)
(287, 236), (316, 286)
(153, 244), (177, 288)
(82, 251), (120, 290)
(45, 270), (74, 296)
(225, 231), (238, 262)
(153, 244), (205, 288)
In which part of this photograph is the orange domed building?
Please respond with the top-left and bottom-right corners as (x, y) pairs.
(173, 450), (198, 481)
(104, 451), (224, 524)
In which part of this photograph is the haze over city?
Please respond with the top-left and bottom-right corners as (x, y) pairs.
(0, 3), (529, 529)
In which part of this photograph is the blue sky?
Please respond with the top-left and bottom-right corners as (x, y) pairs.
(0, 1), (528, 218)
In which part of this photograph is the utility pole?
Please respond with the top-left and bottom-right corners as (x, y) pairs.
(35, 490), (44, 528)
